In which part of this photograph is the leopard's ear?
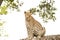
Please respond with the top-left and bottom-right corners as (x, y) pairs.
(29, 10), (31, 13)
(28, 11), (32, 15)
(29, 10), (32, 14)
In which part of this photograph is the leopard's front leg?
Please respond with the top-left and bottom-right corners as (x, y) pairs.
(26, 27), (34, 40)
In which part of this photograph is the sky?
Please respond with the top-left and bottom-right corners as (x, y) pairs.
(0, 0), (60, 40)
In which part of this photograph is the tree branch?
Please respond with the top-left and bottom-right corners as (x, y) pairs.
(0, 0), (3, 6)
(21, 35), (60, 40)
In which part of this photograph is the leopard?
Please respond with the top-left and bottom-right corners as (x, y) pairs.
(24, 11), (46, 40)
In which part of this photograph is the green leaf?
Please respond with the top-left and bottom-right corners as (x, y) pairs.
(46, 10), (51, 14)
(6, 0), (14, 2)
(51, 7), (56, 10)
(42, 13), (45, 18)
(45, 14), (48, 18)
(0, 23), (3, 26)
(0, 6), (8, 15)
(39, 5), (43, 9)
(52, 12), (55, 14)
(30, 8), (36, 14)
(37, 9), (40, 12)
(53, 16), (56, 21)
(41, 1), (46, 3)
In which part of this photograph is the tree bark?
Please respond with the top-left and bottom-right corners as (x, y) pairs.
(21, 35), (60, 40)
(40, 35), (60, 40)
(0, 0), (3, 6)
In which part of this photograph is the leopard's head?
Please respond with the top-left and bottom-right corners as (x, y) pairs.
(24, 11), (32, 18)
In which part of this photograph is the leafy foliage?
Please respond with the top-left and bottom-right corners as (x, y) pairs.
(0, 0), (23, 15)
(0, 0), (56, 22)
(0, 21), (5, 26)
(29, 0), (56, 22)
(4, 0), (19, 9)
(0, 23), (3, 26)
(0, 6), (7, 15)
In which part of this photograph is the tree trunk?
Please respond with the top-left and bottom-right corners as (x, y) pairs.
(40, 35), (60, 40)
(21, 35), (60, 40)
(0, 0), (3, 6)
